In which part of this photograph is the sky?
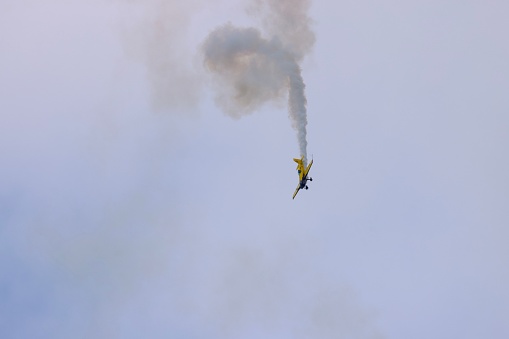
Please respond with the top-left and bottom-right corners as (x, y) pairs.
(1, 0), (508, 338)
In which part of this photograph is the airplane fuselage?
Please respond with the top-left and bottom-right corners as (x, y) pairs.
(299, 176), (309, 189)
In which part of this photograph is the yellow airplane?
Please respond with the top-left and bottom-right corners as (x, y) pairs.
(292, 156), (313, 199)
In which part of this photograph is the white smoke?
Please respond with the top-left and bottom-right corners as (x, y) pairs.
(121, 0), (205, 114)
(201, 0), (314, 163)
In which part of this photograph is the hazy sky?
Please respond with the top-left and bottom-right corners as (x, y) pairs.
(1, 1), (508, 338)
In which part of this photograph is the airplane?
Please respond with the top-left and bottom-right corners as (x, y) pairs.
(292, 156), (313, 199)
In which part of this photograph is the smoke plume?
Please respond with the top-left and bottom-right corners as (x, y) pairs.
(202, 0), (314, 163)
(121, 0), (204, 114)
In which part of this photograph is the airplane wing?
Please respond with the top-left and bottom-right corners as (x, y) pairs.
(292, 185), (300, 199)
(304, 159), (313, 177)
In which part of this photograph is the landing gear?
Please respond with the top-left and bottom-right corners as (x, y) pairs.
(309, 177), (313, 181)
(305, 186), (309, 190)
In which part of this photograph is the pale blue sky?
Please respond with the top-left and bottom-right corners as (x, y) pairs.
(1, 1), (508, 338)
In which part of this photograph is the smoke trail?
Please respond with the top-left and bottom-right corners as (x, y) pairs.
(121, 0), (204, 114)
(201, 0), (314, 163)
(248, 0), (315, 62)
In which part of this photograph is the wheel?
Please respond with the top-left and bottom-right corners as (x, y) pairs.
(309, 178), (313, 181)
(305, 186), (308, 190)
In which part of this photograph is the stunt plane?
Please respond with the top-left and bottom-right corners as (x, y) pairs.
(292, 156), (313, 199)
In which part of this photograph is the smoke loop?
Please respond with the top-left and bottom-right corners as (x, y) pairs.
(202, 0), (313, 163)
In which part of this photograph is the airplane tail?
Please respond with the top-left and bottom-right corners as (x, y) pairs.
(294, 156), (305, 172)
